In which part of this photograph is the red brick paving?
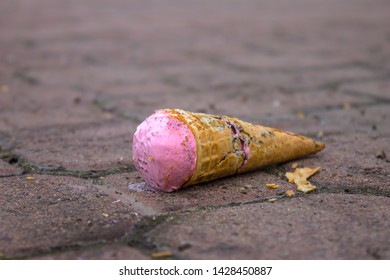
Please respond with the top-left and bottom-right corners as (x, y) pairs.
(145, 194), (390, 259)
(0, 159), (21, 176)
(0, 175), (140, 258)
(6, 120), (136, 170)
(1, 0), (390, 259)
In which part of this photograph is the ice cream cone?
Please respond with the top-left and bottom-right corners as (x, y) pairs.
(132, 109), (325, 192)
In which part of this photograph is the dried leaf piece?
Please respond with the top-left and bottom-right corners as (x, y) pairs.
(239, 187), (248, 194)
(102, 213), (109, 218)
(285, 167), (321, 183)
(294, 178), (316, 193)
(291, 162), (298, 168)
(26, 176), (35, 181)
(150, 251), (173, 259)
(343, 102), (351, 110)
(298, 167), (321, 179)
(1, 85), (9, 93)
(285, 172), (296, 184)
(296, 112), (305, 120)
(118, 156), (125, 164)
(285, 190), (295, 197)
(266, 183), (279, 189)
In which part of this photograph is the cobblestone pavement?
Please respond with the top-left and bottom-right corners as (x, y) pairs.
(1, 0), (389, 259)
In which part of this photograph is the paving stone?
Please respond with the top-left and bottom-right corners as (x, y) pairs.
(228, 102), (390, 196)
(213, 88), (372, 121)
(0, 84), (112, 132)
(31, 243), (148, 260)
(277, 130), (390, 195)
(0, 175), (140, 258)
(340, 80), (390, 101)
(145, 193), (390, 259)
(99, 84), (373, 124)
(0, 159), (21, 176)
(93, 82), (216, 122)
(259, 102), (390, 144)
(100, 169), (310, 216)
(91, 83), (375, 138)
(201, 63), (378, 94)
(6, 120), (137, 170)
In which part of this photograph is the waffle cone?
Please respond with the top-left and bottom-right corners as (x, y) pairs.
(165, 109), (325, 187)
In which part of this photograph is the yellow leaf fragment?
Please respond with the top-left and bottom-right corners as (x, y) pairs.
(296, 112), (305, 120)
(26, 176), (35, 181)
(266, 183), (279, 189)
(294, 178), (316, 193)
(285, 190), (295, 197)
(299, 167), (321, 179)
(343, 102), (351, 110)
(150, 251), (173, 259)
(291, 162), (298, 168)
(285, 167), (321, 183)
(285, 172), (296, 183)
(1, 85), (9, 93)
(286, 166), (320, 194)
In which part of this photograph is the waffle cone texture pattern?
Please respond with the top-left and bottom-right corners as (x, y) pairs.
(132, 109), (325, 192)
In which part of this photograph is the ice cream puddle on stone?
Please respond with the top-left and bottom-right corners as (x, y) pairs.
(132, 109), (325, 192)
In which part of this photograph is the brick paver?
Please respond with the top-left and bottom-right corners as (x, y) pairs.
(5, 120), (136, 170)
(0, 175), (141, 258)
(1, 0), (389, 259)
(145, 194), (390, 259)
(0, 159), (20, 176)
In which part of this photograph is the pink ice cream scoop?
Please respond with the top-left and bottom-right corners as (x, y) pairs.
(132, 110), (197, 192)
